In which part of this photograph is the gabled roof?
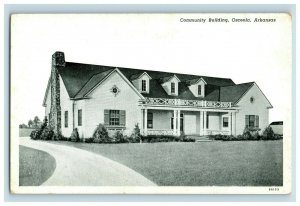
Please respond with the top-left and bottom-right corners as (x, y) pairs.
(220, 82), (254, 104)
(74, 69), (114, 99)
(130, 72), (152, 81)
(57, 61), (236, 100)
(159, 74), (181, 84)
(51, 60), (271, 106)
(185, 77), (207, 85)
(58, 62), (113, 98)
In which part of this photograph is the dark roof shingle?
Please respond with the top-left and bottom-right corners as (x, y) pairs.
(57, 61), (252, 103)
(220, 82), (254, 103)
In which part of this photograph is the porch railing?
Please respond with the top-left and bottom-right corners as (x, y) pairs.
(205, 130), (230, 136)
(142, 129), (230, 136)
(143, 129), (174, 136)
(141, 97), (231, 108)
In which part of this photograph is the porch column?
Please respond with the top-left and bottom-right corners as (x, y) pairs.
(199, 111), (203, 136)
(203, 111), (207, 135)
(177, 110), (181, 136)
(144, 108), (148, 136)
(173, 110), (177, 136)
(140, 109), (144, 135)
(228, 112), (232, 135)
(231, 112), (236, 136)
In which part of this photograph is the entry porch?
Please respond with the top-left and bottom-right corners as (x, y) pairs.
(140, 108), (237, 136)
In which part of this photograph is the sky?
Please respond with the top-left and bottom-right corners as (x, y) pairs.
(11, 13), (291, 125)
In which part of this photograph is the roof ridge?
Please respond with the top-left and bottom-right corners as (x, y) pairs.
(66, 61), (233, 82)
(221, 81), (254, 88)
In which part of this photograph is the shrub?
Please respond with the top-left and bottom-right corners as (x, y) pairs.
(129, 124), (142, 143)
(92, 124), (111, 143)
(140, 134), (195, 143)
(30, 130), (40, 140)
(243, 127), (261, 140)
(84, 137), (95, 143)
(30, 117), (49, 140)
(71, 128), (80, 142)
(113, 131), (129, 143)
(53, 132), (65, 141)
(209, 134), (250, 141)
(262, 126), (282, 140)
(178, 132), (195, 142)
(40, 127), (54, 140)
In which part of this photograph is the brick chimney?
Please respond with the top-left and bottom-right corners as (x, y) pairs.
(49, 51), (65, 135)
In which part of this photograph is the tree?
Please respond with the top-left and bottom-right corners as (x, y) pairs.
(33, 116), (41, 128)
(28, 119), (34, 128)
(19, 123), (27, 128)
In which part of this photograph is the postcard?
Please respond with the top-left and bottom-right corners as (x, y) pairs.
(10, 13), (291, 194)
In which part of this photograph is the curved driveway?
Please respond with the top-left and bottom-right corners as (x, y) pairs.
(19, 137), (156, 186)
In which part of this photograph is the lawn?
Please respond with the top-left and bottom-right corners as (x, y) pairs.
(19, 128), (35, 137)
(50, 140), (283, 186)
(19, 145), (56, 186)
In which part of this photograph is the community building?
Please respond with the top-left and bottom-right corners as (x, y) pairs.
(43, 52), (273, 138)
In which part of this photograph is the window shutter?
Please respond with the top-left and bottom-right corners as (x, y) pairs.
(120, 110), (126, 126)
(104, 110), (109, 125)
(255, 115), (259, 128)
(245, 115), (249, 128)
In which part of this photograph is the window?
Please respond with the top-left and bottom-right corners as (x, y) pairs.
(109, 110), (120, 126)
(223, 117), (229, 127)
(78, 109), (82, 126)
(64, 111), (68, 128)
(171, 82), (175, 94)
(198, 85), (202, 95)
(246, 115), (259, 128)
(104, 110), (126, 126)
(142, 80), (147, 92)
(147, 112), (153, 128)
(206, 113), (209, 129)
(249, 115), (255, 127)
(171, 113), (183, 130)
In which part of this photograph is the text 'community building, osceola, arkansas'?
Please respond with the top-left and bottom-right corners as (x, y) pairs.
(43, 52), (273, 138)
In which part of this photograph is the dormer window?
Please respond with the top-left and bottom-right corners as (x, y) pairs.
(171, 82), (175, 94)
(142, 80), (147, 92)
(187, 77), (206, 97)
(160, 75), (180, 96)
(198, 85), (202, 95)
(131, 72), (152, 94)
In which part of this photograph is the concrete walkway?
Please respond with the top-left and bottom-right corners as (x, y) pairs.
(19, 137), (156, 186)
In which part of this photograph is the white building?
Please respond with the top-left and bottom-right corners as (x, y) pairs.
(43, 52), (273, 138)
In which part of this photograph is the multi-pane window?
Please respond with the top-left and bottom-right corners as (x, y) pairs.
(246, 115), (259, 128)
(147, 112), (153, 128)
(64, 111), (68, 128)
(171, 82), (175, 94)
(104, 110), (126, 126)
(142, 80), (147, 92)
(78, 109), (82, 126)
(223, 117), (229, 127)
(198, 85), (202, 95)
(171, 113), (183, 129)
(109, 110), (120, 126)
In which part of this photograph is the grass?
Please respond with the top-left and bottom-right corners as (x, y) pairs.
(19, 128), (36, 137)
(50, 140), (283, 186)
(19, 145), (56, 186)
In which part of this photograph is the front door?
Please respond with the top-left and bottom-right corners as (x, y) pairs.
(184, 114), (197, 135)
